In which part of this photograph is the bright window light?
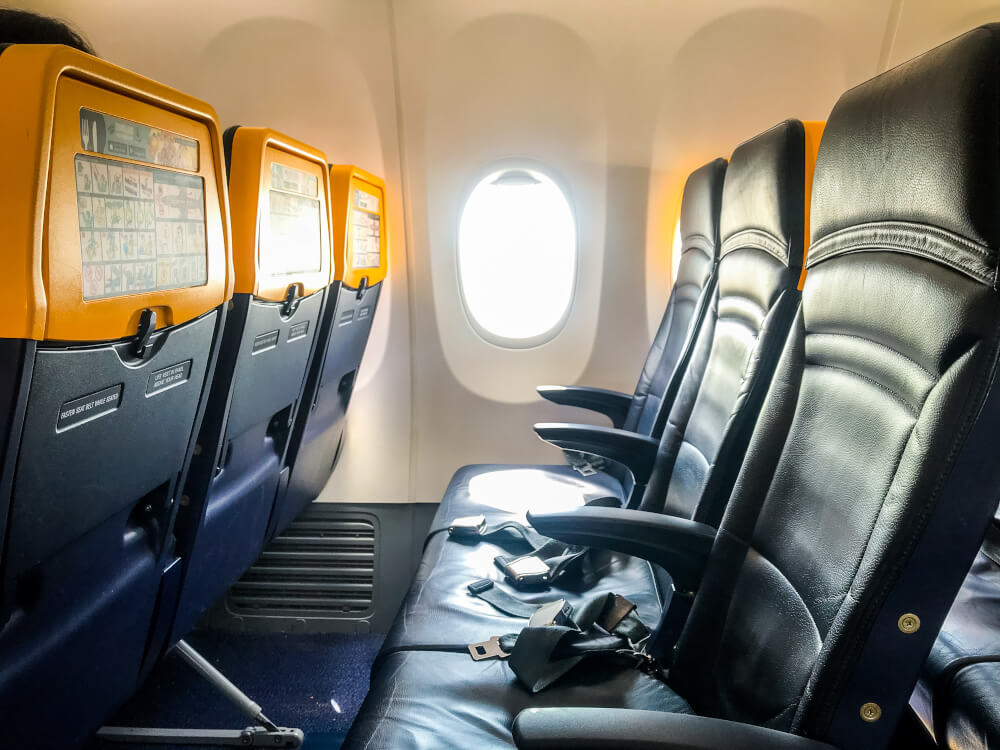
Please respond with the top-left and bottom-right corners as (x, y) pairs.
(467, 468), (596, 518)
(458, 168), (576, 343)
(671, 218), (683, 280)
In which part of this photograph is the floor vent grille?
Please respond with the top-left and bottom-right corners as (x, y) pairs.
(227, 514), (376, 619)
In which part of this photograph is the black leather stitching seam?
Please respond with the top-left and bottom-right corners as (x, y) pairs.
(682, 234), (716, 258)
(803, 361), (920, 417)
(807, 331), (937, 382)
(715, 314), (763, 336)
(672, 284), (707, 308)
(807, 221), (996, 285)
(717, 290), (768, 329)
(672, 281), (703, 294)
(721, 228), (791, 265)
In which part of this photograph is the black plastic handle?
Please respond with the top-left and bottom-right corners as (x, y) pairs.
(534, 423), (659, 483)
(536, 386), (633, 429)
(527, 506), (715, 592)
(513, 708), (840, 750)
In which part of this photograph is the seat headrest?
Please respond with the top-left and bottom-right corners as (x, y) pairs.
(809, 24), (1000, 286)
(720, 119), (807, 270)
(679, 157), (727, 261)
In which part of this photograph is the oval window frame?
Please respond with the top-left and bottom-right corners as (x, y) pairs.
(455, 160), (579, 349)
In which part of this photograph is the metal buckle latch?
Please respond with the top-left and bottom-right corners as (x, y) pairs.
(468, 636), (510, 661)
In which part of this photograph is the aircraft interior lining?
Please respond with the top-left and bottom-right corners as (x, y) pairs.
(1, 2), (1000, 749)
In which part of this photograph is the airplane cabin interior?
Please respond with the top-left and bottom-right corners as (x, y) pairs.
(1, 2), (1000, 749)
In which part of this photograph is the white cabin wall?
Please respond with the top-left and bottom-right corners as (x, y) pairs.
(885, 0), (1000, 68)
(16, 0), (1000, 504)
(391, 0), (898, 502)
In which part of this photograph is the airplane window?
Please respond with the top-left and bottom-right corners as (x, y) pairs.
(458, 167), (576, 344)
(671, 218), (682, 280)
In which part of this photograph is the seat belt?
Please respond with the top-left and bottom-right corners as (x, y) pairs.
(450, 516), (579, 587)
(563, 450), (607, 477)
(444, 496), (622, 589)
(446, 515), (553, 549)
(468, 592), (660, 693)
(466, 579), (560, 619)
(467, 569), (693, 665)
(443, 493), (621, 545)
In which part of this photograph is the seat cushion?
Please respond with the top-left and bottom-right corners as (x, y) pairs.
(942, 661), (1000, 750)
(927, 552), (1000, 676)
(430, 463), (625, 531)
(341, 650), (693, 750)
(380, 527), (663, 653)
(910, 550), (1000, 741)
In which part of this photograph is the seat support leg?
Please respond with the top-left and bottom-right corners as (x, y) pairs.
(96, 639), (304, 748)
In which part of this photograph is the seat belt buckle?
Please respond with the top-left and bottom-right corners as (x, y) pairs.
(468, 635), (509, 661)
(499, 554), (551, 587)
(527, 598), (572, 627)
(448, 514), (487, 538)
(573, 461), (597, 477)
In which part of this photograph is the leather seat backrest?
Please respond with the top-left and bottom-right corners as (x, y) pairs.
(670, 26), (1000, 748)
(626, 158), (726, 437)
(641, 120), (821, 529)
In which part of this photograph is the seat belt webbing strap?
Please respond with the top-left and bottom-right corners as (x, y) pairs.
(467, 579), (553, 619)
(469, 592), (654, 693)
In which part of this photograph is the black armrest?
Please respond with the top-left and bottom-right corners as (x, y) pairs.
(513, 708), (839, 750)
(537, 386), (632, 429)
(526, 507), (714, 592)
(534, 423), (658, 483)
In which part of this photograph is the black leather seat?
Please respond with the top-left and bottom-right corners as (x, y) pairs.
(431, 159), (726, 528)
(343, 25), (1000, 750)
(537, 158), (726, 439)
(380, 119), (815, 652)
(431, 462), (628, 524)
(935, 661), (1000, 750)
(910, 517), (1000, 748)
(347, 649), (692, 749)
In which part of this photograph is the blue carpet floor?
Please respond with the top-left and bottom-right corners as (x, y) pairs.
(93, 630), (383, 750)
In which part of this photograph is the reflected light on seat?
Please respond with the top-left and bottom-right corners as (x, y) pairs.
(671, 218), (682, 280)
(458, 168), (576, 342)
(466, 468), (592, 514)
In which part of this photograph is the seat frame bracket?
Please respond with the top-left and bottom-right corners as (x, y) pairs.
(96, 639), (304, 748)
